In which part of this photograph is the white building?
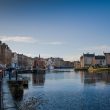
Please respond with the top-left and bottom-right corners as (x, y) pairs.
(80, 53), (95, 68)
(104, 53), (110, 66)
(94, 56), (106, 66)
(46, 58), (54, 70)
(74, 61), (81, 69)
(11, 52), (18, 68)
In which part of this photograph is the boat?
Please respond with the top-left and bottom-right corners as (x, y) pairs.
(33, 55), (46, 74)
(47, 65), (54, 71)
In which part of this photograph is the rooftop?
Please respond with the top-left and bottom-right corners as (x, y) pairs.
(95, 56), (105, 59)
(83, 54), (95, 57)
(104, 53), (110, 55)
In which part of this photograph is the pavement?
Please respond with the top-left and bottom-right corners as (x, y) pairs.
(2, 75), (17, 110)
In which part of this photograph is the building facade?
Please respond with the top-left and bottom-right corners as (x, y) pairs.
(18, 54), (34, 69)
(94, 56), (106, 66)
(104, 53), (110, 66)
(0, 41), (12, 66)
(11, 52), (18, 68)
(80, 53), (95, 68)
(74, 61), (81, 69)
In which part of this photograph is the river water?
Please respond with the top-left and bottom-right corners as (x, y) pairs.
(18, 69), (110, 110)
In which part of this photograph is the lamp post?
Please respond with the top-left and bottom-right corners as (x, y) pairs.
(16, 69), (18, 81)
(15, 63), (18, 81)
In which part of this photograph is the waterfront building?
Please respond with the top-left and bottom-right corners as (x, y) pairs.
(63, 61), (74, 68)
(0, 41), (2, 64)
(0, 41), (12, 66)
(80, 56), (84, 68)
(46, 58), (55, 70)
(17, 54), (24, 69)
(17, 54), (34, 69)
(74, 61), (81, 69)
(0, 41), (34, 69)
(53, 57), (64, 68)
(45, 57), (73, 69)
(104, 53), (110, 66)
(26, 57), (34, 70)
(11, 52), (18, 68)
(18, 54), (27, 69)
(94, 55), (106, 66)
(80, 53), (95, 68)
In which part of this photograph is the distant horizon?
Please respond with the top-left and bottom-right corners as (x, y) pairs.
(0, 0), (110, 61)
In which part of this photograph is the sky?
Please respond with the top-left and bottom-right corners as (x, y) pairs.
(0, 0), (110, 61)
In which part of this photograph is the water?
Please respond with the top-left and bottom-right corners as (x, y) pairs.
(18, 69), (110, 110)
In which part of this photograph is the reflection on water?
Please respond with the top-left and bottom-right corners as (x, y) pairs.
(32, 73), (45, 86)
(9, 83), (24, 101)
(16, 70), (110, 110)
(80, 71), (110, 85)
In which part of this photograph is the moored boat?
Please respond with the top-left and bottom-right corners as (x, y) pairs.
(33, 55), (46, 74)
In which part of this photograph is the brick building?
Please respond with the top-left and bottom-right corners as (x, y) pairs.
(0, 41), (12, 66)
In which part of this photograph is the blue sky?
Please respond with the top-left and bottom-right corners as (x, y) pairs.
(0, 0), (110, 61)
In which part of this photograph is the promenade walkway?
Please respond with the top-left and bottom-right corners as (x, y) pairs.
(2, 75), (16, 110)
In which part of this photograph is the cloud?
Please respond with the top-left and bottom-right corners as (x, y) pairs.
(0, 35), (65, 45)
(49, 41), (64, 45)
(42, 41), (64, 45)
(0, 36), (36, 43)
(79, 45), (110, 52)
(63, 55), (80, 61)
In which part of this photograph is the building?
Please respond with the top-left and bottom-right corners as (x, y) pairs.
(45, 58), (55, 70)
(63, 61), (74, 68)
(0, 41), (34, 69)
(80, 53), (95, 68)
(74, 61), (81, 69)
(26, 57), (34, 70)
(104, 53), (110, 66)
(80, 56), (84, 68)
(17, 54), (23, 69)
(11, 52), (18, 68)
(45, 57), (74, 69)
(18, 54), (34, 69)
(0, 41), (12, 66)
(53, 57), (64, 68)
(94, 55), (106, 66)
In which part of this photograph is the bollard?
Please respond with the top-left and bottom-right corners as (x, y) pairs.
(8, 68), (12, 80)
(9, 72), (11, 80)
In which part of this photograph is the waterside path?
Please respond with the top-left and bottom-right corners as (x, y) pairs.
(2, 75), (16, 110)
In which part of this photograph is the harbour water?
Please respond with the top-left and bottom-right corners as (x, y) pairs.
(16, 69), (110, 110)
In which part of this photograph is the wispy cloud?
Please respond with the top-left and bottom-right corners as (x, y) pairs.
(0, 35), (65, 45)
(79, 45), (110, 53)
(0, 36), (37, 43)
(49, 41), (64, 45)
(42, 41), (64, 45)
(63, 55), (80, 61)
